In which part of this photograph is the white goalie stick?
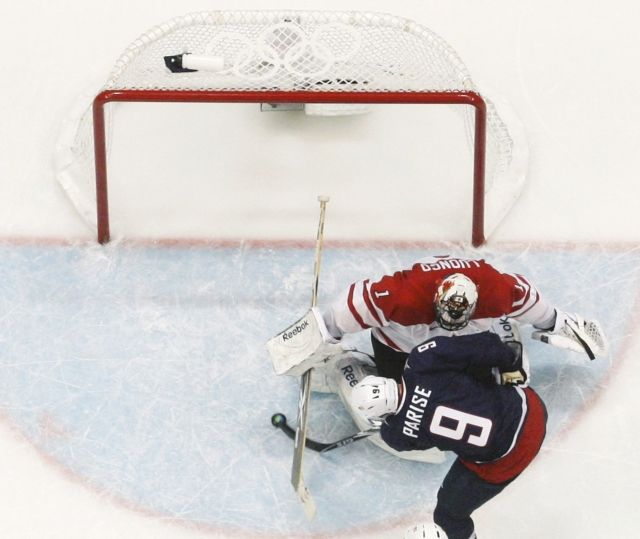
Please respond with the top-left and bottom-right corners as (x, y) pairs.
(291, 195), (330, 520)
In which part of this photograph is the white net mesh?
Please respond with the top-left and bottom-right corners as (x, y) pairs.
(55, 10), (528, 241)
(106, 11), (474, 92)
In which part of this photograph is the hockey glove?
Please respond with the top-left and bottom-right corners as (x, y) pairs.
(531, 310), (609, 360)
(498, 341), (528, 386)
(266, 308), (343, 376)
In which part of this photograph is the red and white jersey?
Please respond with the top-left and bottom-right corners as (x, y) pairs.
(322, 256), (556, 353)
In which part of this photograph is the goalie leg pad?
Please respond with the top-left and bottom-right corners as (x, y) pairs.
(309, 352), (352, 393)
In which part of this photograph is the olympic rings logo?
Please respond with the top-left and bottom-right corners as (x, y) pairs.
(203, 21), (362, 82)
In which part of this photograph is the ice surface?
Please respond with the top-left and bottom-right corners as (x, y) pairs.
(0, 241), (636, 536)
(2, 0), (640, 537)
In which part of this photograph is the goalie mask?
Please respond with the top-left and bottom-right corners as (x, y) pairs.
(434, 273), (478, 331)
(351, 375), (399, 422)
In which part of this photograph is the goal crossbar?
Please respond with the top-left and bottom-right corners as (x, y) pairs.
(93, 89), (487, 246)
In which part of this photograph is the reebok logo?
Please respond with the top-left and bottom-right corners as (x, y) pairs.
(340, 364), (360, 387)
(282, 320), (310, 340)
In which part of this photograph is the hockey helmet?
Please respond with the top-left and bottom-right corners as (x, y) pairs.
(350, 375), (399, 422)
(434, 273), (478, 330)
(404, 522), (448, 539)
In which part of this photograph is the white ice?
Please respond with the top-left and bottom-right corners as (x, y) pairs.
(1, 1), (640, 539)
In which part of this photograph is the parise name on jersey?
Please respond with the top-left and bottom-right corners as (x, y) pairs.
(381, 332), (527, 463)
(402, 385), (432, 438)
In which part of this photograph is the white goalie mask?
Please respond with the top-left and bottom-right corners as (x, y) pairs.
(350, 375), (399, 422)
(434, 273), (478, 331)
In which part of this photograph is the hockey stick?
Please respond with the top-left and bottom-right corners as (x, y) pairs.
(291, 195), (329, 520)
(272, 413), (378, 453)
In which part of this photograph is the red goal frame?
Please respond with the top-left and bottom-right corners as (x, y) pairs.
(92, 90), (487, 246)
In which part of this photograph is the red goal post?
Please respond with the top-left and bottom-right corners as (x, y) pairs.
(58, 11), (526, 246)
(93, 89), (487, 245)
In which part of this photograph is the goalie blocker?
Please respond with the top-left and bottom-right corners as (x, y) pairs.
(267, 308), (343, 376)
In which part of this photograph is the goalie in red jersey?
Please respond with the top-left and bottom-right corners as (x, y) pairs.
(319, 255), (608, 381)
(269, 255), (608, 384)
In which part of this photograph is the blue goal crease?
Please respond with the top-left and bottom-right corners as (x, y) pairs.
(0, 242), (637, 535)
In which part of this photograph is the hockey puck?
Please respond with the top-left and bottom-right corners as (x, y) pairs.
(271, 413), (287, 427)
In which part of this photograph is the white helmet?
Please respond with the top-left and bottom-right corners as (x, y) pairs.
(434, 273), (478, 330)
(350, 375), (399, 423)
(404, 522), (448, 539)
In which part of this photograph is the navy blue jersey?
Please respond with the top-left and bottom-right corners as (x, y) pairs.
(380, 332), (527, 463)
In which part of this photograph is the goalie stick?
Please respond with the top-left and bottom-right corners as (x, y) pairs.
(291, 195), (330, 520)
(272, 413), (378, 453)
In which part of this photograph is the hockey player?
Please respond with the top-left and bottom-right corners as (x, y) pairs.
(320, 255), (608, 381)
(269, 255), (606, 385)
(266, 254), (604, 462)
(350, 331), (547, 539)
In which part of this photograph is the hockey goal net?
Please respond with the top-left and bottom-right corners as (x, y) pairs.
(55, 10), (527, 246)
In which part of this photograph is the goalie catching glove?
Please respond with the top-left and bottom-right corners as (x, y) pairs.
(266, 308), (343, 376)
(531, 310), (608, 360)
